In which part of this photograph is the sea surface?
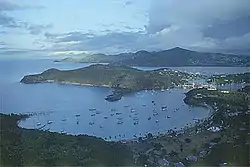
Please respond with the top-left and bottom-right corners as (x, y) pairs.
(0, 59), (249, 140)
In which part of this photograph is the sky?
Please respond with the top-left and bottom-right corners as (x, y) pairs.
(0, 0), (249, 59)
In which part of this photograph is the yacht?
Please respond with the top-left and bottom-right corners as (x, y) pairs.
(153, 112), (159, 116)
(47, 120), (53, 124)
(117, 121), (123, 124)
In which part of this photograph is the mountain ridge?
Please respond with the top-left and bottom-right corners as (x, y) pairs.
(55, 47), (250, 67)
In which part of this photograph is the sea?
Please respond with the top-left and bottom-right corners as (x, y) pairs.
(0, 59), (249, 140)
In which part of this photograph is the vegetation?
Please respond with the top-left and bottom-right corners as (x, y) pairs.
(208, 72), (250, 85)
(0, 113), (133, 166)
(55, 47), (250, 67)
(128, 86), (250, 166)
(21, 64), (199, 101)
(183, 87), (250, 166)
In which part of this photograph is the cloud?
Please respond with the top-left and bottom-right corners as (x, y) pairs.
(125, 1), (133, 6)
(0, 0), (51, 35)
(0, 13), (18, 28)
(0, 0), (22, 11)
(0, 0), (44, 11)
(42, 0), (249, 55)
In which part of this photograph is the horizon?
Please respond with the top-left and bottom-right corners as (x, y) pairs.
(0, 0), (250, 59)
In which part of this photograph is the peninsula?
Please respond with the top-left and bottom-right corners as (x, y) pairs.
(21, 64), (199, 101)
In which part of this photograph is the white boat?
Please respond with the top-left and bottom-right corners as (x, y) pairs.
(117, 121), (123, 124)
(47, 120), (53, 124)
(131, 109), (136, 113)
(60, 130), (67, 134)
(153, 112), (158, 116)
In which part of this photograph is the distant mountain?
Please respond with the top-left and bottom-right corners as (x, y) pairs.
(55, 47), (250, 67)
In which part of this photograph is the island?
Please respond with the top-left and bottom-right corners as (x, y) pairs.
(20, 64), (200, 101)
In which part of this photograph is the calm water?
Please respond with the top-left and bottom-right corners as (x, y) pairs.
(0, 59), (248, 140)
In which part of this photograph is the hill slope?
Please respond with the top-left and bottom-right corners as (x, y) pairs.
(55, 47), (250, 67)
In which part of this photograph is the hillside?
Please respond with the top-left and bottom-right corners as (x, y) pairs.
(55, 47), (250, 67)
(20, 64), (199, 101)
(0, 113), (133, 166)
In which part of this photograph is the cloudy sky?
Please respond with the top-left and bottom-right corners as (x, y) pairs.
(0, 0), (249, 58)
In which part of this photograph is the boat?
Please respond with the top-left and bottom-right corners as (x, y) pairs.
(89, 108), (96, 111)
(96, 111), (101, 114)
(104, 116), (108, 119)
(162, 105), (167, 109)
(131, 109), (136, 113)
(166, 116), (171, 119)
(47, 120), (53, 124)
(76, 114), (80, 117)
(111, 108), (117, 111)
(142, 104), (146, 106)
(36, 122), (41, 126)
(156, 120), (159, 123)
(89, 122), (94, 125)
(153, 112), (158, 116)
(124, 105), (129, 108)
(91, 114), (95, 116)
(60, 130), (67, 134)
(133, 122), (139, 125)
(117, 121), (123, 124)
(99, 125), (103, 128)
(61, 118), (66, 121)
(116, 112), (122, 115)
(117, 117), (123, 120)
(148, 117), (152, 120)
(133, 117), (139, 121)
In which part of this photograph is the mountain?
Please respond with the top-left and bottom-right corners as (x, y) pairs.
(55, 47), (250, 67)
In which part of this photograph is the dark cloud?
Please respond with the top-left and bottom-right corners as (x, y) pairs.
(26, 24), (53, 35)
(125, 1), (133, 6)
(0, 41), (5, 46)
(203, 16), (250, 39)
(0, 0), (22, 11)
(45, 31), (145, 53)
(0, 0), (44, 11)
(0, 0), (50, 35)
(0, 13), (18, 28)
